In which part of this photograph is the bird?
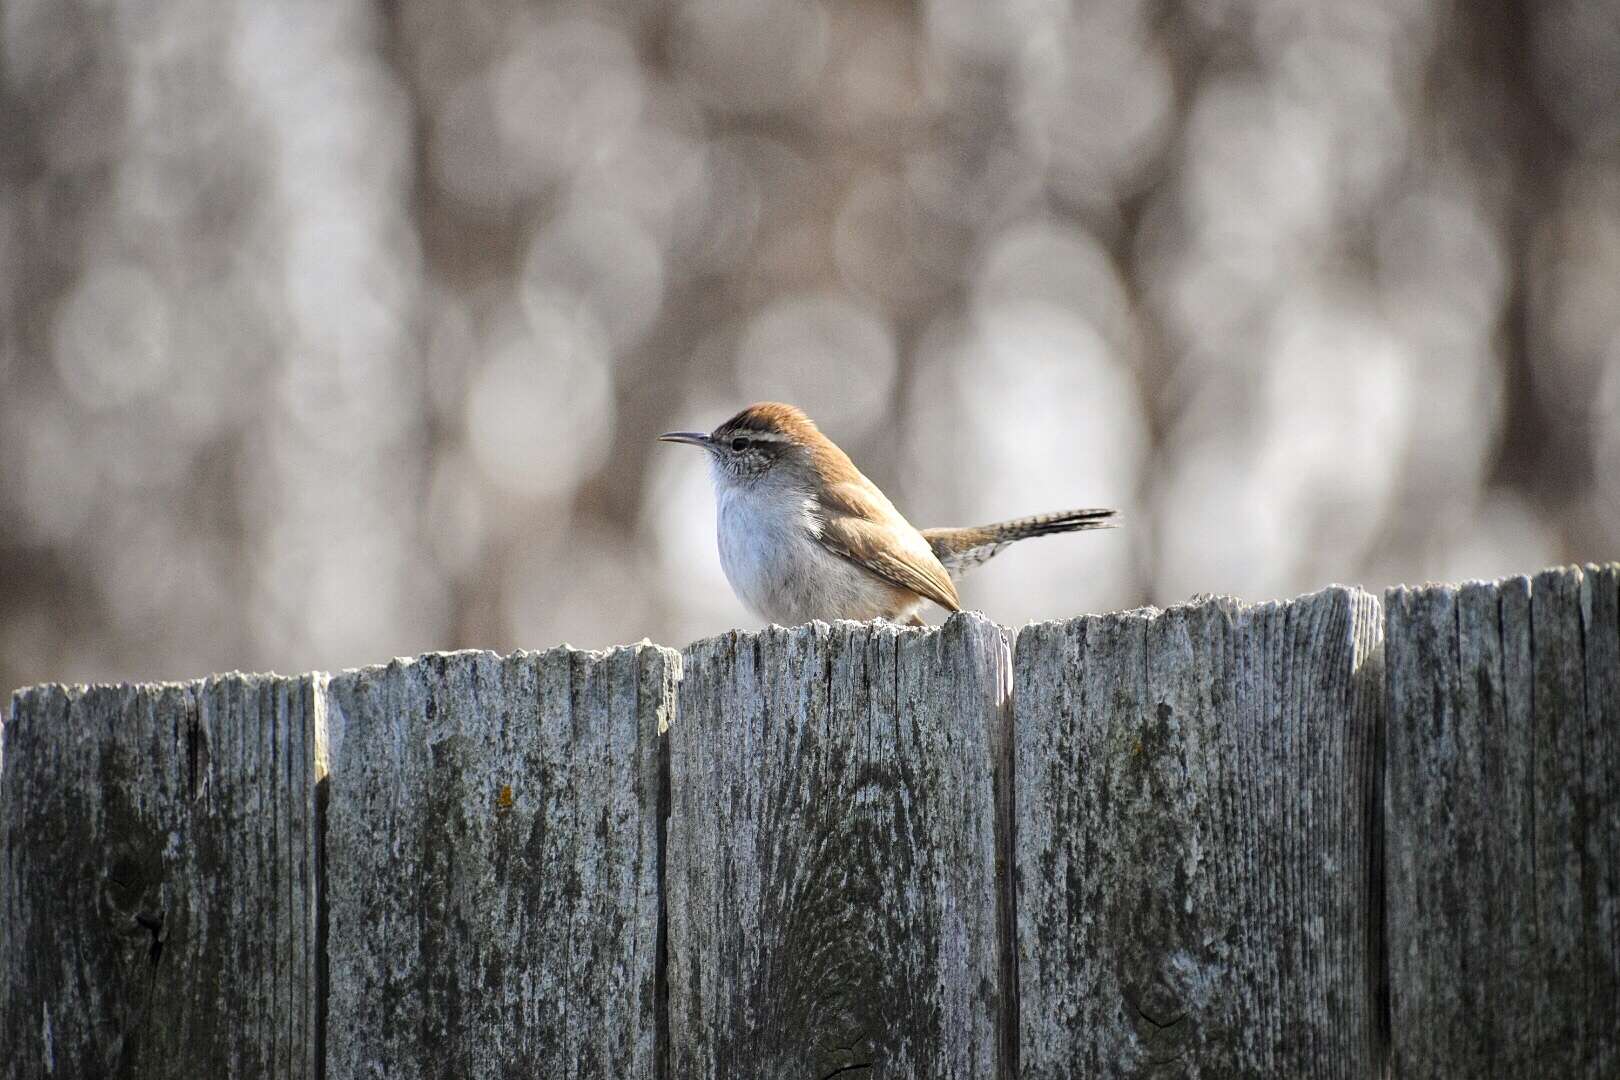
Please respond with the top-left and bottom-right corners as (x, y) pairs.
(658, 402), (1117, 626)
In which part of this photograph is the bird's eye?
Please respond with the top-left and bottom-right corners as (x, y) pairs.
(730, 436), (751, 451)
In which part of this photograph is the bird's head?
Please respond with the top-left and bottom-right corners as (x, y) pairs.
(659, 402), (840, 490)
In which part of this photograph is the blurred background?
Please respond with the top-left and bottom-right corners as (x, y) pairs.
(2, 0), (1617, 691)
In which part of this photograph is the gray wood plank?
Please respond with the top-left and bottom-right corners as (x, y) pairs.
(1385, 565), (1620, 1077)
(0, 674), (322, 1079)
(322, 645), (673, 1080)
(1583, 565), (1620, 1077)
(1013, 587), (1383, 1077)
(666, 614), (1012, 1079)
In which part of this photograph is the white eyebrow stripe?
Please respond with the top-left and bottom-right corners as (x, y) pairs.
(723, 430), (792, 442)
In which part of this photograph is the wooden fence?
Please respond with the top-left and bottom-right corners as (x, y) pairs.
(1, 564), (1615, 1078)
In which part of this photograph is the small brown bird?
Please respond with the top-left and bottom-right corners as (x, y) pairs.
(659, 402), (1116, 625)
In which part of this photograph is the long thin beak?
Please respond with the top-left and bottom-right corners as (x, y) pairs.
(658, 431), (712, 448)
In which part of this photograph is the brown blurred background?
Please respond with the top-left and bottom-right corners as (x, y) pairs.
(2, 0), (1617, 692)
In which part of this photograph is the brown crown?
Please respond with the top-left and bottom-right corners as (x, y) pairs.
(712, 402), (821, 441)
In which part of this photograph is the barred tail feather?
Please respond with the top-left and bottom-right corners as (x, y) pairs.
(922, 508), (1117, 575)
(980, 508), (1117, 539)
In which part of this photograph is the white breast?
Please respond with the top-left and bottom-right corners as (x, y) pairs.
(714, 478), (912, 625)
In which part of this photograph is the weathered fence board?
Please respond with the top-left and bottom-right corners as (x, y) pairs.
(322, 646), (674, 1079)
(0, 674), (322, 1078)
(1386, 566), (1620, 1076)
(666, 614), (1013, 1079)
(4, 563), (1618, 1079)
(1012, 586), (1384, 1076)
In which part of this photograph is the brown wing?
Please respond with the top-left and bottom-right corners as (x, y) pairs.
(815, 480), (961, 612)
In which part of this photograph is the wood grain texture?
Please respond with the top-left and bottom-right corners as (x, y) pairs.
(0, 674), (322, 1079)
(1012, 586), (1384, 1077)
(666, 613), (1012, 1079)
(4, 562), (1614, 1077)
(1385, 565), (1620, 1077)
(322, 645), (674, 1080)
